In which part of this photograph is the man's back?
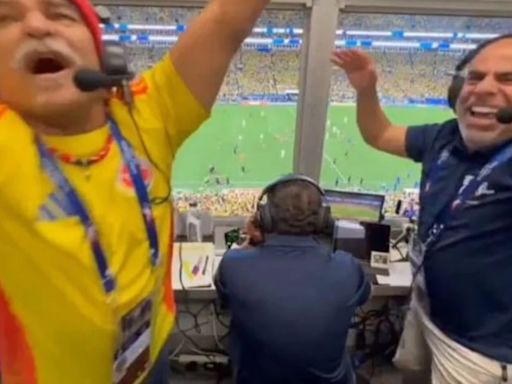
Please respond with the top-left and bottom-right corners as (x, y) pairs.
(216, 234), (370, 384)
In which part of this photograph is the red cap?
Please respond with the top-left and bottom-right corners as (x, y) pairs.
(68, 0), (103, 58)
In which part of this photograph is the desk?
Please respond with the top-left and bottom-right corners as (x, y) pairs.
(172, 242), (412, 300)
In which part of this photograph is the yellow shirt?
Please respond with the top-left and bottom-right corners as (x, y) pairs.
(0, 54), (208, 384)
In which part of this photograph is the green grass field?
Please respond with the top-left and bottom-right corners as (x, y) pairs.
(330, 204), (380, 222)
(172, 104), (454, 192)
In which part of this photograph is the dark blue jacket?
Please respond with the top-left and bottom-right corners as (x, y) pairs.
(215, 234), (370, 384)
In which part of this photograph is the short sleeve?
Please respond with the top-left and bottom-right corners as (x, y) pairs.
(405, 124), (442, 163)
(140, 53), (210, 154)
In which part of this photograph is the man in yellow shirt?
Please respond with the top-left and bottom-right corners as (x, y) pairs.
(0, 0), (269, 383)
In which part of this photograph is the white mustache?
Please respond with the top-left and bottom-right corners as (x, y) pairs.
(11, 38), (82, 71)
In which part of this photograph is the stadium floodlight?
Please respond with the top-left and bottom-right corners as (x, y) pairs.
(462, 33), (499, 40)
(449, 43), (477, 50)
(372, 41), (420, 48)
(404, 32), (453, 38)
(346, 30), (392, 37)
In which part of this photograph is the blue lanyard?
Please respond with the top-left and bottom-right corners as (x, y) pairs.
(36, 118), (160, 296)
(424, 142), (512, 248)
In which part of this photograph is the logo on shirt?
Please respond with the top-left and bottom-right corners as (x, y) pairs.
(117, 158), (154, 195)
(38, 191), (75, 221)
(458, 175), (496, 206)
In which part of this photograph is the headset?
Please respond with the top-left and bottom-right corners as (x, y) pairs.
(447, 33), (512, 112)
(255, 174), (334, 234)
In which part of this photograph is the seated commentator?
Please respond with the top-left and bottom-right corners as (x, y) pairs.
(215, 177), (371, 384)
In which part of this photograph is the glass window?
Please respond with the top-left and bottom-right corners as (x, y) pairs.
(321, 12), (504, 213)
(106, 6), (305, 216)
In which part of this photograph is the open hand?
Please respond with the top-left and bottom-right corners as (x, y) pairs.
(331, 49), (378, 92)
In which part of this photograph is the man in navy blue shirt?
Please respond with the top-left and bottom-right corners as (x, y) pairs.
(215, 176), (371, 384)
(333, 36), (512, 382)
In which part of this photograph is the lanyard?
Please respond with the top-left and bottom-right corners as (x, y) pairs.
(36, 118), (160, 298)
(424, 142), (512, 249)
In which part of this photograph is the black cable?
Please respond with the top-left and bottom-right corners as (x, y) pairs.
(393, 246), (406, 261)
(212, 301), (230, 329)
(178, 242), (191, 313)
(192, 300), (215, 333)
(128, 108), (171, 206)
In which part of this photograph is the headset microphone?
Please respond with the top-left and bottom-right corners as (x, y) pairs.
(496, 108), (512, 125)
(73, 69), (134, 93)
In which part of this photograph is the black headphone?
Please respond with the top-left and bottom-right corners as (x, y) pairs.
(256, 174), (334, 234)
(95, 6), (130, 77)
(447, 34), (512, 111)
(102, 42), (130, 78)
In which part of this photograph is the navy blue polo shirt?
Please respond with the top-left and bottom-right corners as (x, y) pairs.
(215, 234), (370, 384)
(406, 119), (512, 363)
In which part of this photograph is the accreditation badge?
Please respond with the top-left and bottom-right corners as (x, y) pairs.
(113, 298), (152, 384)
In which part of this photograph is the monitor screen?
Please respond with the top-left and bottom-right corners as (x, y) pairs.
(324, 189), (385, 222)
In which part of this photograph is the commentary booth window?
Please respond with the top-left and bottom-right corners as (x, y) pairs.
(319, 12), (487, 215)
(105, 6), (305, 217)
(176, 8), (303, 216)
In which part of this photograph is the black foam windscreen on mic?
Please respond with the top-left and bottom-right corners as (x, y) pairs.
(496, 108), (512, 125)
(395, 200), (402, 215)
(73, 69), (133, 92)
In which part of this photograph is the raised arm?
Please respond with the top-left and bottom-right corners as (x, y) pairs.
(331, 49), (408, 158)
(169, 0), (270, 111)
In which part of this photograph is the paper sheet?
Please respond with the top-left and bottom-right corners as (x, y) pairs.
(172, 243), (214, 289)
(376, 262), (412, 287)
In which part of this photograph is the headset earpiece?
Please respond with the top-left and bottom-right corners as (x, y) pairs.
(447, 74), (465, 112)
(94, 5), (111, 24)
(256, 197), (274, 233)
(93, 5), (130, 78)
(102, 42), (130, 77)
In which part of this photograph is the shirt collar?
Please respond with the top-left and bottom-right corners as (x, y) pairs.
(263, 234), (320, 248)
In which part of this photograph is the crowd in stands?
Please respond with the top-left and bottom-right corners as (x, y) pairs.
(174, 189), (259, 217)
(127, 45), (457, 103)
(338, 13), (512, 34)
(331, 51), (458, 103)
(107, 6), (512, 35)
(116, 6), (507, 104)
(174, 188), (410, 218)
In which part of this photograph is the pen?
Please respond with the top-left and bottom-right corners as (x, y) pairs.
(192, 256), (203, 276)
(202, 256), (209, 276)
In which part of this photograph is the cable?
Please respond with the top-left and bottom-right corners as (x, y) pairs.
(128, 108), (171, 206)
(211, 304), (227, 352)
(212, 302), (230, 329)
(169, 339), (186, 360)
(178, 242), (191, 312)
(394, 246), (406, 261)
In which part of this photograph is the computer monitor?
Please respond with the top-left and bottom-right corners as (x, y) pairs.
(324, 189), (385, 223)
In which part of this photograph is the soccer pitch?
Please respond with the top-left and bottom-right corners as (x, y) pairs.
(172, 104), (454, 191)
(330, 204), (381, 222)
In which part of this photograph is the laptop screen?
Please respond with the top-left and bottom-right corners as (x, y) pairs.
(324, 189), (385, 223)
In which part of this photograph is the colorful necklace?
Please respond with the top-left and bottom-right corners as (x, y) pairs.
(48, 134), (114, 179)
